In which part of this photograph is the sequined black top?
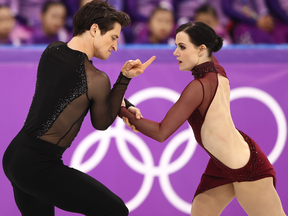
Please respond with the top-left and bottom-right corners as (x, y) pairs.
(24, 41), (132, 148)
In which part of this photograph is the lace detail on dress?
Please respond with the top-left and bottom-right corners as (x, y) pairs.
(191, 61), (218, 79)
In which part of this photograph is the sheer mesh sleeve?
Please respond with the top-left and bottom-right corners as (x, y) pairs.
(119, 79), (204, 142)
(24, 41), (133, 148)
(85, 60), (131, 130)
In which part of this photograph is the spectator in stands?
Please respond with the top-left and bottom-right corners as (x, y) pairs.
(135, 6), (175, 44)
(194, 4), (232, 45)
(266, 0), (288, 25)
(26, 1), (69, 44)
(175, 0), (208, 26)
(123, 0), (175, 43)
(0, 4), (15, 44)
(60, 0), (81, 33)
(0, 4), (32, 45)
(124, 0), (174, 24)
(63, 0), (122, 17)
(0, 0), (17, 15)
(265, 0), (288, 43)
(12, 0), (53, 28)
(222, 0), (288, 44)
(109, 0), (124, 11)
(175, 0), (232, 38)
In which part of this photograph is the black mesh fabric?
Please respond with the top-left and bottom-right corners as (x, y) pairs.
(24, 41), (131, 148)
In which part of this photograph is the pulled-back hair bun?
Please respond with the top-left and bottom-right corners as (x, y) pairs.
(176, 22), (223, 56)
(212, 35), (223, 52)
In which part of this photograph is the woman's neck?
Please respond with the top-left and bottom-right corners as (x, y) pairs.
(198, 56), (212, 65)
(192, 60), (218, 79)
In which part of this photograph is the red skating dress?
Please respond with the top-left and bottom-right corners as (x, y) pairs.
(119, 56), (276, 199)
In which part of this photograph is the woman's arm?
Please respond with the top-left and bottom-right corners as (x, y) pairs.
(119, 79), (204, 142)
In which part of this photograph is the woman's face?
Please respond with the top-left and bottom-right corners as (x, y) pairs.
(173, 31), (199, 71)
(93, 22), (121, 60)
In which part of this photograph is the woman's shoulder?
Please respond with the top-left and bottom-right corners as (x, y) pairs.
(183, 78), (205, 93)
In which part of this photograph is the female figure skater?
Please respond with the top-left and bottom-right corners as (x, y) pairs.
(120, 22), (286, 216)
(2, 0), (155, 215)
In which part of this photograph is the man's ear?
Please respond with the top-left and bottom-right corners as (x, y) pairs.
(90, 23), (99, 36)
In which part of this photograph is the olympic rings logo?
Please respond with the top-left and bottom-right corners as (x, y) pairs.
(70, 87), (287, 214)
(231, 87), (287, 164)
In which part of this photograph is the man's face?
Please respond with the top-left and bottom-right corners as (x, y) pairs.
(93, 22), (121, 60)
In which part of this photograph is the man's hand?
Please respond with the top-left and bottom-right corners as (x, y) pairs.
(128, 106), (142, 120)
(121, 56), (156, 78)
(122, 106), (143, 133)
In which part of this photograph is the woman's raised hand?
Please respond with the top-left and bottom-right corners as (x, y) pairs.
(121, 56), (156, 78)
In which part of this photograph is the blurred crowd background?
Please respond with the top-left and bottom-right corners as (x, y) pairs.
(0, 0), (288, 46)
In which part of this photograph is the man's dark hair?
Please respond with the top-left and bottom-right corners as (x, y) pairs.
(73, 0), (131, 36)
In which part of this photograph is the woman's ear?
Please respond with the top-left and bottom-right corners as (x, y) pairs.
(199, 44), (207, 55)
(200, 44), (207, 52)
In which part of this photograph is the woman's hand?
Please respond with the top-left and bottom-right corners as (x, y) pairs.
(121, 56), (156, 78)
(122, 106), (143, 133)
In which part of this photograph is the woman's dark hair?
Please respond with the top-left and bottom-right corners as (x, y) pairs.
(176, 22), (223, 56)
(73, 0), (131, 36)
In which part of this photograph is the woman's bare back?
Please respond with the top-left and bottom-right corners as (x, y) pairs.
(201, 73), (251, 169)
